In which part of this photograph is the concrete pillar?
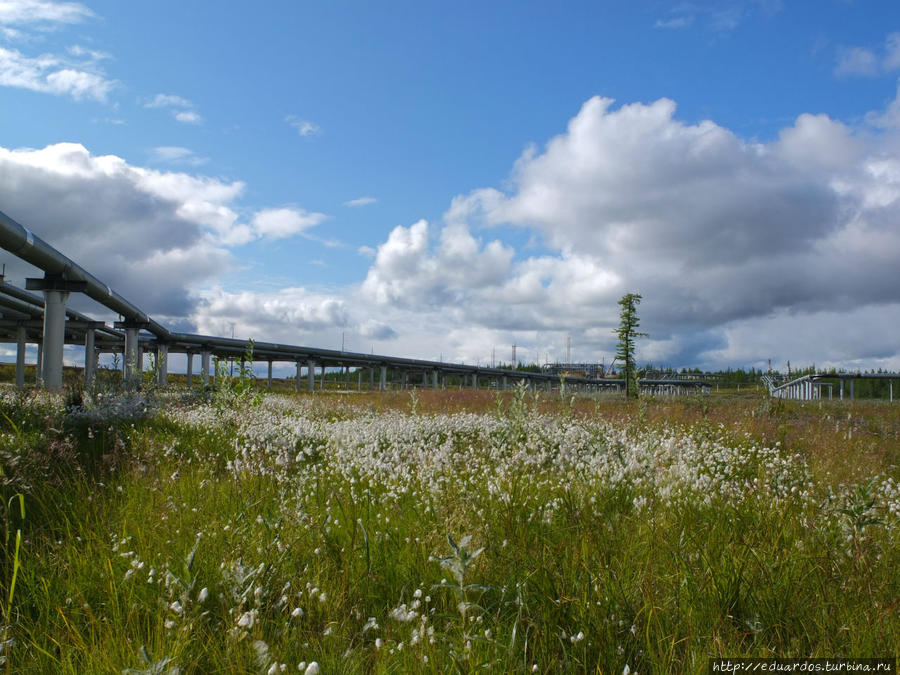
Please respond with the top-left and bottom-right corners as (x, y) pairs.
(35, 341), (42, 385)
(307, 360), (315, 391)
(345, 366), (350, 390)
(15, 324), (26, 389)
(84, 327), (96, 387)
(433, 370), (438, 389)
(123, 326), (139, 387)
(369, 367), (374, 391)
(472, 373), (478, 390)
(401, 372), (408, 390)
(201, 350), (210, 386)
(40, 289), (69, 390)
(320, 364), (326, 390)
(186, 352), (194, 387)
(840, 379), (844, 401)
(157, 343), (168, 386)
(380, 365), (387, 391)
(502, 376), (507, 390)
(268, 361), (274, 389)
(296, 362), (303, 391)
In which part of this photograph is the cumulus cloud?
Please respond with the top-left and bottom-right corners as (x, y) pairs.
(174, 110), (203, 125)
(0, 143), (330, 323)
(0, 2), (113, 102)
(361, 219), (514, 307)
(359, 94), (900, 369)
(191, 286), (350, 341)
(0, 46), (114, 100)
(0, 142), (240, 315)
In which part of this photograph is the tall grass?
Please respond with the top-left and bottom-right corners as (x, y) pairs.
(0, 384), (897, 673)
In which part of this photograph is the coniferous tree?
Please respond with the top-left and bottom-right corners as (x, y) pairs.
(614, 293), (647, 399)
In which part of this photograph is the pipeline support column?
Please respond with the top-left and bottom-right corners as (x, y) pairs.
(157, 343), (168, 387)
(83, 324), (98, 387)
(26, 275), (86, 390)
(15, 324), (26, 388)
(201, 349), (211, 386)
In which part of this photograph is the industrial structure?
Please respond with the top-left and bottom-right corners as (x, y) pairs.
(0, 208), (711, 396)
(763, 372), (899, 401)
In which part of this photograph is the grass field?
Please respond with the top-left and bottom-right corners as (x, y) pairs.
(0, 379), (897, 673)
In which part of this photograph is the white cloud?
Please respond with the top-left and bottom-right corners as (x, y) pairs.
(174, 110), (203, 125)
(190, 286), (352, 345)
(0, 45), (113, 101)
(250, 207), (326, 240)
(0, 143), (331, 321)
(344, 196), (377, 207)
(361, 220), (514, 308)
(67, 44), (110, 61)
(835, 46), (879, 77)
(145, 93), (203, 124)
(145, 93), (193, 109)
(0, 142), (236, 315)
(286, 115), (320, 137)
(357, 93), (900, 369)
(0, 0), (92, 27)
(150, 146), (208, 166)
(836, 32), (900, 78)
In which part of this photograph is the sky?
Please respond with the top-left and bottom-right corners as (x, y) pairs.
(1, 0), (900, 374)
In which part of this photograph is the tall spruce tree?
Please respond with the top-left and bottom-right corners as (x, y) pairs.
(614, 293), (647, 399)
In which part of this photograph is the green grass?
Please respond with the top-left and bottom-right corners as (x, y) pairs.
(0, 384), (897, 673)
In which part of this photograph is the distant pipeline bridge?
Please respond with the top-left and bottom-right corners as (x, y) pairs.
(763, 373), (899, 402)
(0, 208), (710, 395)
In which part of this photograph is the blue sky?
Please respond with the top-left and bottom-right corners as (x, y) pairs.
(2, 0), (900, 372)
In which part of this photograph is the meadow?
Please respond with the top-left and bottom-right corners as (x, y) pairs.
(0, 377), (897, 673)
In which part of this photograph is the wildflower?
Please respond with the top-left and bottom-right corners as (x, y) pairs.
(304, 663), (319, 675)
(198, 587), (209, 603)
(237, 610), (256, 628)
